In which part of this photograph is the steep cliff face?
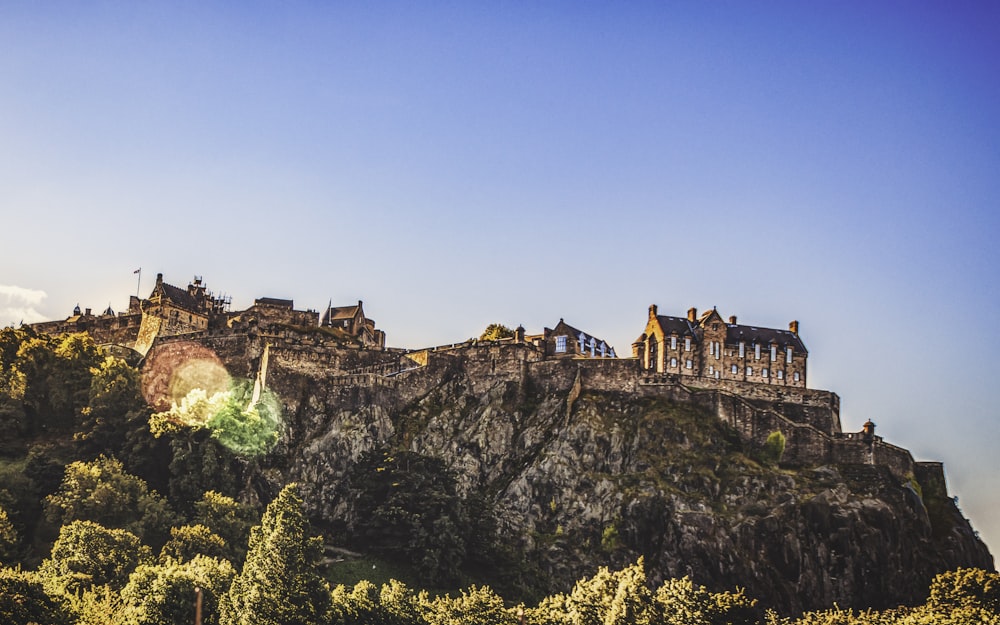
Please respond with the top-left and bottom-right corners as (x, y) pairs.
(249, 346), (992, 614)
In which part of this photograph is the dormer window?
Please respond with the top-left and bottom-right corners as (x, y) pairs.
(555, 336), (567, 353)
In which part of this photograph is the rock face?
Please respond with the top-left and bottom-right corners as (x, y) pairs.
(240, 343), (991, 614)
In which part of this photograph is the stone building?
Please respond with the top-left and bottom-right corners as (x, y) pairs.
(632, 305), (807, 387)
(321, 300), (386, 349)
(533, 319), (616, 359)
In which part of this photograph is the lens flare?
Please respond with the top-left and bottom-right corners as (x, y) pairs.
(142, 341), (282, 457)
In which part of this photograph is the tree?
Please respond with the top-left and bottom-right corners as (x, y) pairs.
(0, 565), (70, 625)
(760, 431), (786, 466)
(44, 455), (177, 549)
(927, 567), (1000, 614)
(159, 524), (229, 564)
(421, 585), (516, 625)
(220, 484), (331, 625)
(193, 490), (255, 564)
(350, 449), (468, 585)
(0, 507), (17, 564)
(38, 519), (151, 597)
(122, 555), (235, 625)
(76, 355), (146, 455)
(480, 324), (514, 341)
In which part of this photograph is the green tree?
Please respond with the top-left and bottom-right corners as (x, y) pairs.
(480, 324), (515, 341)
(76, 355), (146, 455)
(0, 565), (70, 625)
(44, 455), (177, 549)
(420, 584), (516, 625)
(220, 484), (331, 625)
(9, 332), (103, 433)
(350, 449), (467, 585)
(39, 519), (152, 596)
(122, 555), (236, 625)
(927, 567), (1000, 614)
(760, 430), (786, 466)
(159, 524), (229, 564)
(0, 506), (17, 564)
(193, 490), (255, 564)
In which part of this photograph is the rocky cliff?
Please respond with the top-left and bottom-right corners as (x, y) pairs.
(228, 342), (991, 614)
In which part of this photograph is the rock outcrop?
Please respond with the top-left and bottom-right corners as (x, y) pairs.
(210, 341), (992, 614)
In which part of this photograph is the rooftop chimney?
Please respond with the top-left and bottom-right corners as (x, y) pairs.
(687, 307), (697, 322)
(649, 304), (658, 320)
(789, 320), (799, 335)
(729, 315), (737, 324)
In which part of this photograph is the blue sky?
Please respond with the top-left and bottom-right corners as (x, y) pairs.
(2, 2), (999, 553)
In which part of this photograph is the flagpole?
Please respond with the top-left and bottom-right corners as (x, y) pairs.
(135, 268), (141, 298)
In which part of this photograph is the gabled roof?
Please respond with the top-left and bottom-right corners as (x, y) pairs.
(725, 324), (808, 354)
(655, 315), (697, 337)
(550, 319), (615, 356)
(157, 282), (203, 312)
(322, 301), (363, 325)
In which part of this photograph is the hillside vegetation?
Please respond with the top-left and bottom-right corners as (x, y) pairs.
(0, 327), (994, 622)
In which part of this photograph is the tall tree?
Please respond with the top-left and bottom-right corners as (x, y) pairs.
(38, 519), (151, 597)
(220, 484), (331, 625)
(44, 455), (177, 549)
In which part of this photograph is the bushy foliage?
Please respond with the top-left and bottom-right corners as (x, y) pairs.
(480, 324), (515, 341)
(76, 355), (147, 454)
(220, 484), (331, 625)
(44, 455), (177, 548)
(39, 519), (152, 596)
(350, 449), (468, 585)
(7, 332), (103, 433)
(0, 506), (17, 564)
(0, 565), (70, 625)
(760, 430), (786, 466)
(193, 490), (255, 564)
(330, 579), (425, 625)
(121, 554), (235, 625)
(421, 584), (517, 625)
(158, 524), (229, 564)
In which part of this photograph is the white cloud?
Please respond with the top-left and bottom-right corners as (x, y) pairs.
(0, 285), (48, 327)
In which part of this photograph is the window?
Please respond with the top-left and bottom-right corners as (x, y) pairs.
(731, 364), (738, 374)
(670, 357), (677, 368)
(754, 343), (761, 360)
(762, 368), (769, 378)
(786, 347), (793, 363)
(739, 342), (745, 358)
(715, 371), (721, 379)
(685, 359), (693, 369)
(777, 370), (784, 380)
(793, 371), (800, 382)
(684, 337), (691, 351)
(770, 345), (777, 361)
(555, 336), (567, 353)
(708, 365), (714, 375)
(746, 366), (753, 376)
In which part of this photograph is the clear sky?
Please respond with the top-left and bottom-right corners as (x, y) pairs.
(2, 2), (999, 554)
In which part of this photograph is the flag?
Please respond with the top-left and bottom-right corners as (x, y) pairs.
(133, 268), (141, 274)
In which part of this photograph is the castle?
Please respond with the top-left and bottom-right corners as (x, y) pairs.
(27, 274), (942, 494)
